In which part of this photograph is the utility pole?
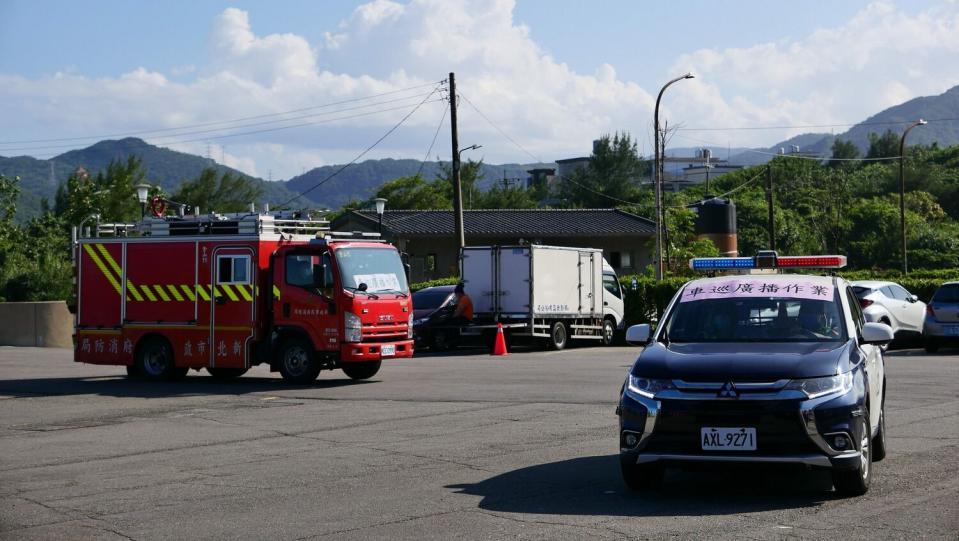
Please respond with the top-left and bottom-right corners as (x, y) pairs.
(449, 72), (465, 249)
(766, 164), (776, 250)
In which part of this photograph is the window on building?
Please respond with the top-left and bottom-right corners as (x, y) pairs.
(609, 252), (622, 268)
(621, 252), (633, 269)
(217, 255), (251, 284)
(427, 254), (436, 272)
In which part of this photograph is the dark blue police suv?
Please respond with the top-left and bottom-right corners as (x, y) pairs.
(618, 257), (892, 497)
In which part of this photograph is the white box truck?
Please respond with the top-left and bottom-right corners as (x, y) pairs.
(460, 245), (624, 350)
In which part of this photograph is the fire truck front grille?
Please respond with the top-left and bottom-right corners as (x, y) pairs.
(362, 322), (408, 342)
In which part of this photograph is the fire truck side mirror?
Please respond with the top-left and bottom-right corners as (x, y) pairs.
(312, 264), (328, 289)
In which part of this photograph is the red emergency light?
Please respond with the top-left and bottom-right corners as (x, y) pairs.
(776, 255), (847, 268)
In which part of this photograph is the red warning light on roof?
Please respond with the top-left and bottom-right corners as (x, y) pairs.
(776, 255), (847, 268)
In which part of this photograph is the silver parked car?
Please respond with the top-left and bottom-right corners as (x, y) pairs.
(923, 281), (959, 353)
(851, 281), (926, 341)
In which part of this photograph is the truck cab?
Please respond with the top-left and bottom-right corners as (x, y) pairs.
(602, 259), (625, 336)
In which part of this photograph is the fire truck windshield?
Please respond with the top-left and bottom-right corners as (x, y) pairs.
(335, 247), (409, 295)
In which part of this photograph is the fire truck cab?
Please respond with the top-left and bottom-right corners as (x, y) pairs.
(73, 212), (414, 383)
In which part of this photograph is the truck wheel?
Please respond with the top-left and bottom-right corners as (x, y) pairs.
(547, 321), (567, 351)
(136, 337), (185, 381)
(601, 318), (616, 347)
(277, 337), (321, 384)
(207, 367), (248, 379)
(832, 414), (871, 497)
(342, 360), (381, 380)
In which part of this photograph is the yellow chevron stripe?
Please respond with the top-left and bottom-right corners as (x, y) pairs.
(95, 244), (122, 278)
(211, 285), (221, 298)
(126, 280), (143, 301)
(220, 284), (240, 301)
(166, 284), (184, 301)
(180, 284), (196, 301)
(83, 245), (122, 295)
(195, 285), (210, 301)
(140, 284), (157, 301)
(236, 284), (253, 301)
(272, 285), (281, 299)
(152, 284), (170, 301)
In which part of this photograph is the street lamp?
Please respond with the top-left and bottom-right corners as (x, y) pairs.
(899, 119), (926, 274)
(373, 197), (387, 234)
(455, 144), (482, 246)
(654, 73), (694, 280)
(135, 183), (152, 219)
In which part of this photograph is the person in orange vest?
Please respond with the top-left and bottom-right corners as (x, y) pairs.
(450, 282), (473, 327)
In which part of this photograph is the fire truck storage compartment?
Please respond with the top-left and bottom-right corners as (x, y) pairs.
(124, 241), (199, 323)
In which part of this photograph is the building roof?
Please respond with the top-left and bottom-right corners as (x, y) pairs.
(339, 208), (655, 237)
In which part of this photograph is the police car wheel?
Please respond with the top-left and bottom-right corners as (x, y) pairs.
(342, 360), (381, 380)
(871, 401), (887, 462)
(278, 337), (321, 384)
(832, 414), (871, 497)
(136, 337), (182, 381)
(620, 456), (664, 490)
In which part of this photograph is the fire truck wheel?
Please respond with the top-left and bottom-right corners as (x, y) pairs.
(136, 337), (184, 381)
(207, 367), (249, 379)
(342, 360), (381, 380)
(277, 337), (321, 383)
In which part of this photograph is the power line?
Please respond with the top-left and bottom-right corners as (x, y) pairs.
(279, 83), (443, 208)
(458, 92), (545, 163)
(668, 169), (766, 208)
(417, 101), (449, 178)
(0, 81), (446, 146)
(677, 116), (959, 132)
(1, 92), (442, 153)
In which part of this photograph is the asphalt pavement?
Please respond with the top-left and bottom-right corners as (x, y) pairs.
(0, 344), (956, 540)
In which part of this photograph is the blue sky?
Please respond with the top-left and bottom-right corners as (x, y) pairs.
(1, 0), (956, 179)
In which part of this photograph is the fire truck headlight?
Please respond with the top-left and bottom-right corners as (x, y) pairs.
(345, 311), (362, 343)
(407, 313), (414, 339)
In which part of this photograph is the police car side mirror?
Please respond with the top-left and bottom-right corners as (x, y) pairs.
(625, 324), (651, 346)
(861, 322), (894, 345)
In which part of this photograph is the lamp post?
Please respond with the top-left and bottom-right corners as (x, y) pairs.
(373, 197), (387, 234)
(455, 144), (482, 245)
(653, 73), (694, 280)
(899, 119), (926, 274)
(135, 183), (151, 219)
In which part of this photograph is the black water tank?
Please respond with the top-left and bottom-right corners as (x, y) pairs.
(694, 196), (738, 256)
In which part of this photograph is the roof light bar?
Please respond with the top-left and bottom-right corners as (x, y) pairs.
(689, 252), (847, 271)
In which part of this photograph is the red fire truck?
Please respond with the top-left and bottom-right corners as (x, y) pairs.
(73, 212), (414, 383)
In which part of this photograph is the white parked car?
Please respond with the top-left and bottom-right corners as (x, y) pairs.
(851, 281), (926, 339)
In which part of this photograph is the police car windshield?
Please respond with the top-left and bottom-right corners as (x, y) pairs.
(336, 247), (409, 294)
(664, 290), (846, 343)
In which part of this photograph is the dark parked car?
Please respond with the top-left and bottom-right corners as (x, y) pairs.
(412, 285), (456, 350)
(923, 281), (959, 353)
(618, 271), (891, 497)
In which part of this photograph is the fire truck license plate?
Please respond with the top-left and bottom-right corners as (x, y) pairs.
(381, 344), (395, 357)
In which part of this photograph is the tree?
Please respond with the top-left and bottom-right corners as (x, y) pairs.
(866, 129), (901, 160)
(555, 132), (648, 208)
(373, 175), (449, 210)
(829, 139), (860, 167)
(172, 168), (263, 214)
(436, 159), (484, 208)
(474, 182), (537, 209)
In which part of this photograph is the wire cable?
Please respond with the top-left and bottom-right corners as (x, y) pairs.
(417, 101), (449, 178)
(671, 133), (905, 162)
(677, 116), (959, 132)
(458, 92), (545, 163)
(0, 81), (446, 146)
(278, 83), (443, 208)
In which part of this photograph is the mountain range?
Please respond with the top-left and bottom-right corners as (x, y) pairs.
(3, 85), (958, 221)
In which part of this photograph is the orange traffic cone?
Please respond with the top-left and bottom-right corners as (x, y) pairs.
(492, 323), (508, 356)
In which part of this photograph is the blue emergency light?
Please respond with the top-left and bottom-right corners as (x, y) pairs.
(689, 252), (847, 271)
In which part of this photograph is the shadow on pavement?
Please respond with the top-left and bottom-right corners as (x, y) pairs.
(447, 454), (834, 517)
(0, 373), (370, 399)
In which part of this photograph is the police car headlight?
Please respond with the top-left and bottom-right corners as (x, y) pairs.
(786, 372), (853, 399)
(344, 311), (362, 343)
(627, 375), (674, 399)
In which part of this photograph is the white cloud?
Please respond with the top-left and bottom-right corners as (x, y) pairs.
(1, 0), (958, 181)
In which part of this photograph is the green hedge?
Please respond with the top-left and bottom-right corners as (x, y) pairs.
(410, 276), (459, 292)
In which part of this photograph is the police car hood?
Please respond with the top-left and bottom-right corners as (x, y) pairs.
(633, 341), (853, 380)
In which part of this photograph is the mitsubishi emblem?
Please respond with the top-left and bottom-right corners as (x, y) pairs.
(718, 381), (739, 399)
